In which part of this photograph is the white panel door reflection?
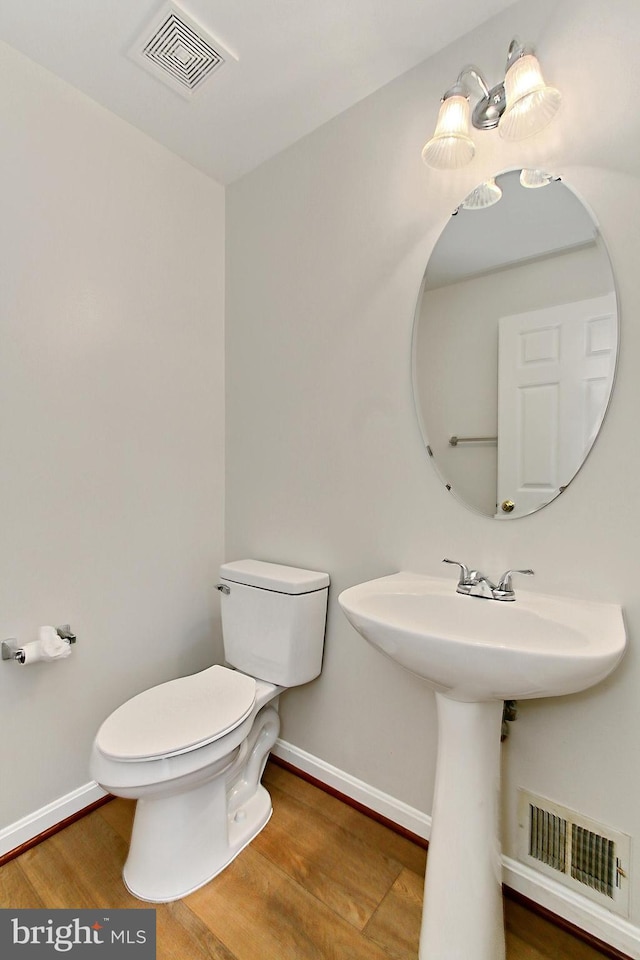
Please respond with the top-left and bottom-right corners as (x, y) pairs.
(497, 294), (616, 518)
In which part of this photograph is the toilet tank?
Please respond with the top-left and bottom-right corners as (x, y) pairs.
(218, 560), (330, 686)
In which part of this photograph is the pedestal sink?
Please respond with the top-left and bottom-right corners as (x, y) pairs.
(338, 572), (626, 960)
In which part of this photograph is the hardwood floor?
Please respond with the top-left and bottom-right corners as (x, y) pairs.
(0, 762), (613, 960)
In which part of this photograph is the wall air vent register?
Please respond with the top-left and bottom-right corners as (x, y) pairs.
(129, 3), (236, 98)
(517, 789), (630, 917)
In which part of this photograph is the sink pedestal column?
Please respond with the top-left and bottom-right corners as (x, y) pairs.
(419, 695), (505, 960)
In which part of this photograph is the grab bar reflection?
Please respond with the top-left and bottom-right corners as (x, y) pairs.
(448, 435), (498, 446)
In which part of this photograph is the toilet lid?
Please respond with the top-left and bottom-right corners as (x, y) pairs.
(95, 665), (257, 761)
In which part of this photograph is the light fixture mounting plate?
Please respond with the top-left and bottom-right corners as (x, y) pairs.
(472, 82), (506, 130)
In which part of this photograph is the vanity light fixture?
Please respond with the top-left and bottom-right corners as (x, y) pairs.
(519, 168), (554, 188)
(461, 177), (502, 209)
(422, 39), (561, 170)
(457, 169), (555, 214)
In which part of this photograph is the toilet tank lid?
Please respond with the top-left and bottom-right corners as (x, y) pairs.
(220, 559), (329, 594)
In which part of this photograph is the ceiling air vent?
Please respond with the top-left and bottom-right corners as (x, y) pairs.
(129, 3), (235, 98)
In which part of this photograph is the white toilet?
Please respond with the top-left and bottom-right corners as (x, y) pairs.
(90, 559), (329, 902)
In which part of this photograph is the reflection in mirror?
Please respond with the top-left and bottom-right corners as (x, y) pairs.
(412, 170), (618, 519)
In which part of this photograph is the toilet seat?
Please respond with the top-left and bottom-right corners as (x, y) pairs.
(95, 665), (256, 762)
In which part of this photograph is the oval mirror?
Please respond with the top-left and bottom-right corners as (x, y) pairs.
(412, 169), (618, 519)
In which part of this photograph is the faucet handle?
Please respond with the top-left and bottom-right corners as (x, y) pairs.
(442, 558), (473, 584)
(496, 568), (534, 595)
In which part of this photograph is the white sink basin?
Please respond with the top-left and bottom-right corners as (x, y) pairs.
(338, 572), (626, 702)
(339, 570), (626, 960)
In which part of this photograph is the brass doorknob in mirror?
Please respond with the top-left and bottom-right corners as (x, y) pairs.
(501, 499), (515, 513)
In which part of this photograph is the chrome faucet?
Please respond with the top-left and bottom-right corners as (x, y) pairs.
(442, 559), (534, 601)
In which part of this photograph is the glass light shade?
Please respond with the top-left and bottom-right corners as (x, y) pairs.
(422, 95), (475, 169)
(520, 168), (553, 189)
(461, 178), (503, 210)
(498, 53), (561, 141)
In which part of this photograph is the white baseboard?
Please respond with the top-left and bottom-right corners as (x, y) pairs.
(503, 857), (640, 959)
(273, 739), (640, 959)
(272, 739), (432, 839)
(0, 781), (108, 859)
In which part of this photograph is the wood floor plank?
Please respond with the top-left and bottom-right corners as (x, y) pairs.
(155, 900), (240, 960)
(19, 810), (138, 908)
(505, 899), (608, 960)
(505, 931), (554, 960)
(264, 763), (428, 876)
(363, 867), (423, 960)
(254, 779), (404, 929)
(97, 796), (135, 843)
(17, 838), (100, 908)
(186, 844), (393, 960)
(0, 859), (45, 908)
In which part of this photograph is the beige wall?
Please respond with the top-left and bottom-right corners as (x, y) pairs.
(0, 41), (226, 827)
(227, 0), (640, 928)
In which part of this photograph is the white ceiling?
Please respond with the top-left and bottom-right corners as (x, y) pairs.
(426, 172), (599, 288)
(0, 0), (516, 185)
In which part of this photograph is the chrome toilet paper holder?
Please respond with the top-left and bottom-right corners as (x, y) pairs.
(2, 625), (77, 664)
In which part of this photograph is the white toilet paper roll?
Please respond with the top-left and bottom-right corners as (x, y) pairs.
(21, 630), (72, 664)
(21, 640), (46, 664)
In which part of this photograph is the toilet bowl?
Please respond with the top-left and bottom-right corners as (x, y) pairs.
(90, 560), (329, 902)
